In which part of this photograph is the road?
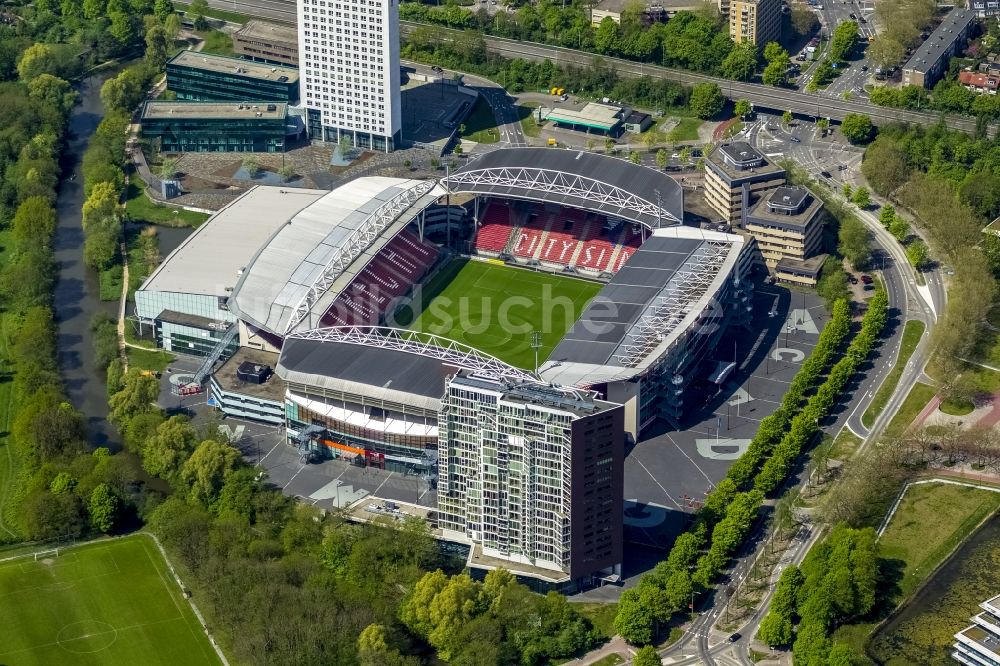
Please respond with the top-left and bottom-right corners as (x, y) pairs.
(196, 0), (994, 137)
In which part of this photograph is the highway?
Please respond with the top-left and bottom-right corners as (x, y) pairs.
(199, 0), (994, 136)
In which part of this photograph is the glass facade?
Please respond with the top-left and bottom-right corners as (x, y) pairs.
(140, 114), (287, 153)
(159, 321), (239, 358)
(166, 59), (299, 103)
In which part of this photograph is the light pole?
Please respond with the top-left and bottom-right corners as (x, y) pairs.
(531, 330), (542, 375)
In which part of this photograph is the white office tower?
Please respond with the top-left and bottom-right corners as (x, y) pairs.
(297, 0), (402, 151)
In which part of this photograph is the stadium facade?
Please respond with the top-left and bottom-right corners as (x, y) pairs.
(135, 148), (756, 587)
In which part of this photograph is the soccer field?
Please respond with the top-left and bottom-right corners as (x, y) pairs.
(0, 535), (219, 666)
(394, 259), (602, 369)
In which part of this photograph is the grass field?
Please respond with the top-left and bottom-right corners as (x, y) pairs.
(831, 481), (1000, 657)
(829, 429), (862, 461)
(518, 104), (542, 138)
(862, 320), (925, 428)
(394, 259), (601, 369)
(666, 117), (703, 142)
(0, 535), (219, 665)
(460, 97), (500, 144)
(0, 229), (22, 543)
(884, 382), (936, 436)
(125, 183), (209, 228)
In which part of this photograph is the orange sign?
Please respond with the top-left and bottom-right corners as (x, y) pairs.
(318, 438), (365, 456)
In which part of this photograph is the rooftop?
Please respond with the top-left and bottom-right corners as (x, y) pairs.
(706, 142), (786, 183)
(136, 186), (326, 302)
(746, 186), (823, 229)
(960, 70), (1000, 89)
(544, 102), (622, 130)
(902, 8), (977, 74)
(141, 101), (287, 120)
(446, 147), (684, 229)
(775, 254), (827, 278)
(229, 177), (446, 336)
(540, 226), (745, 387)
(276, 335), (455, 412)
(593, 0), (705, 12)
(234, 19), (298, 44)
(212, 347), (285, 402)
(449, 372), (618, 418)
(168, 50), (300, 83)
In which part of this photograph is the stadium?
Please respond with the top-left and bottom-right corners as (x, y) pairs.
(135, 147), (756, 587)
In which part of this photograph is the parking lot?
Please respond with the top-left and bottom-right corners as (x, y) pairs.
(622, 285), (827, 551)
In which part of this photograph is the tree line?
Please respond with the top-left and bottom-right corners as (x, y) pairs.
(861, 122), (1000, 403)
(614, 291), (888, 646)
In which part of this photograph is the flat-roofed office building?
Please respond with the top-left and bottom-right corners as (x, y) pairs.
(139, 101), (292, 153)
(745, 186), (824, 265)
(704, 141), (787, 225)
(234, 20), (299, 66)
(166, 51), (300, 104)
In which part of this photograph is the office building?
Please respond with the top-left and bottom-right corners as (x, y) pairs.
(745, 186), (824, 267)
(729, 0), (781, 46)
(437, 373), (625, 588)
(166, 51), (300, 103)
(901, 8), (977, 88)
(234, 20), (300, 67)
(298, 0), (403, 151)
(139, 101), (293, 153)
(704, 141), (787, 225)
(969, 0), (999, 18)
(954, 594), (1000, 666)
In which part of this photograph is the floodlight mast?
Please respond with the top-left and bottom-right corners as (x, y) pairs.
(531, 330), (543, 376)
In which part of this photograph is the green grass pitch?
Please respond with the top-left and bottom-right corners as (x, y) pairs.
(393, 259), (602, 369)
(0, 535), (219, 666)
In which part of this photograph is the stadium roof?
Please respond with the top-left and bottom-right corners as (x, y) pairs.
(136, 187), (326, 308)
(444, 148), (683, 229)
(276, 334), (455, 412)
(539, 226), (745, 387)
(229, 177), (447, 337)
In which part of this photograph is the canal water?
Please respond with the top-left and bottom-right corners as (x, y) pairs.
(54, 71), (120, 447)
(54, 71), (196, 447)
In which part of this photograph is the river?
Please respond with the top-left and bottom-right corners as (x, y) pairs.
(54, 71), (120, 447)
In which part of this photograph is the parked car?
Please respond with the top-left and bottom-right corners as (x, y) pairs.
(848, 275), (858, 284)
(729, 633), (742, 643)
(861, 274), (873, 284)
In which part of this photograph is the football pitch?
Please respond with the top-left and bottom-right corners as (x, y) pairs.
(394, 259), (601, 369)
(0, 535), (219, 666)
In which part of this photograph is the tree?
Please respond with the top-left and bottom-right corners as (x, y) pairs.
(734, 98), (752, 120)
(605, 136), (616, 154)
(28, 74), (78, 114)
(614, 586), (656, 645)
(164, 13), (182, 41)
(862, 139), (911, 195)
(762, 60), (787, 86)
(108, 369), (160, 426)
(817, 117), (830, 135)
(782, 109), (793, 126)
(689, 83), (724, 119)
(182, 439), (240, 505)
(17, 43), (59, 81)
(838, 214), (871, 269)
(50, 472), (77, 495)
(757, 611), (793, 646)
(642, 129), (663, 152)
(241, 156), (261, 178)
(145, 24), (170, 67)
(142, 415), (199, 486)
(656, 148), (668, 170)
(632, 645), (661, 666)
(721, 41), (757, 81)
(842, 182), (853, 199)
(278, 164), (296, 182)
(829, 21), (859, 62)
(153, 0), (174, 22)
(159, 157), (179, 181)
(629, 151), (641, 164)
(851, 186), (870, 208)
(889, 217), (910, 241)
(878, 204), (896, 227)
(189, 0), (209, 30)
(89, 483), (120, 533)
(907, 239), (929, 270)
(840, 113), (873, 144)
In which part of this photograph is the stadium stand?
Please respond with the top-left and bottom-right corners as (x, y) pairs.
(473, 202), (516, 255)
(321, 228), (439, 326)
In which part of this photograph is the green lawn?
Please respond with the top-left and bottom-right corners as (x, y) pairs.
(862, 320), (925, 428)
(127, 347), (174, 373)
(196, 30), (234, 57)
(666, 117), (703, 142)
(829, 429), (862, 461)
(125, 183), (209, 228)
(879, 482), (1000, 599)
(394, 259), (601, 370)
(939, 397), (975, 416)
(573, 602), (618, 639)
(460, 97), (500, 144)
(589, 655), (624, 666)
(0, 229), (22, 543)
(832, 481), (1000, 656)
(517, 104), (541, 138)
(884, 382), (936, 436)
(0, 535), (220, 665)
